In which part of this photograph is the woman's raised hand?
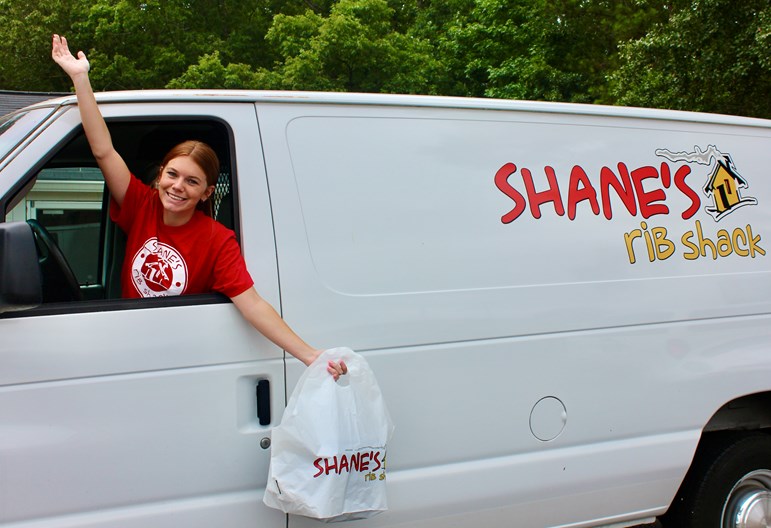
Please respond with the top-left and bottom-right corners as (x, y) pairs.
(51, 34), (89, 79)
(50, 33), (131, 205)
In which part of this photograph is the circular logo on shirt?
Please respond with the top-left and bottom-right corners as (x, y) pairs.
(130, 238), (188, 297)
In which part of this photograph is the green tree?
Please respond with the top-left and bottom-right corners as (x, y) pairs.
(187, 0), (313, 69)
(611, 0), (771, 118)
(70, 0), (194, 90)
(0, 0), (79, 91)
(166, 51), (266, 89)
(0, 0), (304, 92)
(4, 0), (769, 120)
(71, 0), (285, 90)
(253, 0), (441, 93)
(407, 0), (476, 96)
(440, 0), (668, 102)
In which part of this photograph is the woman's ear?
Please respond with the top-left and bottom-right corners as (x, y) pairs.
(202, 185), (215, 202)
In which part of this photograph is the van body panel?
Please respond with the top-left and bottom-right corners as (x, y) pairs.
(0, 101), (285, 526)
(290, 430), (697, 528)
(2, 91), (770, 528)
(258, 101), (771, 527)
(282, 314), (771, 527)
(28, 90), (771, 129)
(0, 492), (273, 528)
(261, 105), (770, 346)
(1, 349), (282, 522)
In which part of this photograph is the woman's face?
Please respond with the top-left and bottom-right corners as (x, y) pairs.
(157, 155), (214, 225)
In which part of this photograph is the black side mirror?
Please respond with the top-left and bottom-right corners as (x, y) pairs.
(0, 221), (43, 313)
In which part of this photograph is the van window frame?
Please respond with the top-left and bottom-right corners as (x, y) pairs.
(0, 107), (57, 167)
(0, 113), (243, 318)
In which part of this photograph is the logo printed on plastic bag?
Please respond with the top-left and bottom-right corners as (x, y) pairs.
(264, 348), (394, 521)
(313, 448), (387, 481)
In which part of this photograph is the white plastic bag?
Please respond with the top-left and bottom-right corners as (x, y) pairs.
(263, 347), (394, 521)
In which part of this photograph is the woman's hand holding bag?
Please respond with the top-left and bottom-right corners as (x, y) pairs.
(263, 347), (394, 521)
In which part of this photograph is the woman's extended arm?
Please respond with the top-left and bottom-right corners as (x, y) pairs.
(51, 34), (131, 206)
(231, 288), (347, 379)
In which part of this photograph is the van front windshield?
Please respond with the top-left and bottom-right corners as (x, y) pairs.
(0, 108), (56, 167)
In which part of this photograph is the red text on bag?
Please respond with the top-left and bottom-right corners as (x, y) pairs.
(313, 449), (384, 478)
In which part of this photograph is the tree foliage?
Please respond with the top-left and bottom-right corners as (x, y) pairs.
(611, 0), (771, 118)
(166, 52), (265, 90)
(255, 0), (441, 93)
(0, 0), (78, 92)
(1, 0), (769, 118)
(438, 0), (670, 102)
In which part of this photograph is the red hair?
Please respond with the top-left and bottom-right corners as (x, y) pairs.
(159, 141), (220, 216)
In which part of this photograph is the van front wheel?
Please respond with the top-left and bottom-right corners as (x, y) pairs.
(663, 433), (771, 528)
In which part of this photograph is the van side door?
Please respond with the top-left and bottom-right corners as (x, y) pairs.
(0, 101), (285, 528)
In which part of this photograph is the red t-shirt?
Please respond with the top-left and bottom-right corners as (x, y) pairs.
(110, 175), (254, 299)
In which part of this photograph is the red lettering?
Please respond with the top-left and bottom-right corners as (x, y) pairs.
(631, 165), (668, 218)
(523, 166), (565, 219)
(313, 458), (324, 478)
(567, 165), (599, 220)
(350, 452), (360, 472)
(495, 163), (527, 224)
(675, 165), (700, 219)
(660, 162), (671, 188)
(600, 163), (637, 220)
(324, 456), (338, 476)
(338, 454), (350, 474)
(360, 452), (370, 471)
(496, 159), (695, 223)
(372, 451), (382, 472)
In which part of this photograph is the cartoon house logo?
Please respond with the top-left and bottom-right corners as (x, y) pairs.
(703, 154), (758, 221)
(656, 144), (757, 222)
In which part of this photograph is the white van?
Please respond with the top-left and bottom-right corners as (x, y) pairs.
(1, 91), (770, 528)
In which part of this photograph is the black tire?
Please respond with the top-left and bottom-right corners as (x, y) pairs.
(662, 432), (771, 528)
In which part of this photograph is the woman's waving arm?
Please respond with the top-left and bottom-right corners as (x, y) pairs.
(51, 34), (131, 206)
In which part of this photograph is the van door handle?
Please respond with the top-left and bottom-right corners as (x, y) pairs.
(256, 379), (271, 426)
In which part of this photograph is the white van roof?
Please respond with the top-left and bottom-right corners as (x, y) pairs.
(25, 89), (771, 128)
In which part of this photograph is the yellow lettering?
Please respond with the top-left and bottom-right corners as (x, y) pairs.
(626, 222), (765, 264)
(695, 220), (717, 259)
(716, 229), (732, 257)
(652, 227), (675, 260)
(732, 228), (749, 257)
(747, 225), (765, 257)
(681, 230), (699, 260)
(624, 229), (643, 264)
(641, 222), (655, 262)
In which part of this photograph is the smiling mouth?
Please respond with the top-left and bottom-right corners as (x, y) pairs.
(166, 191), (187, 202)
